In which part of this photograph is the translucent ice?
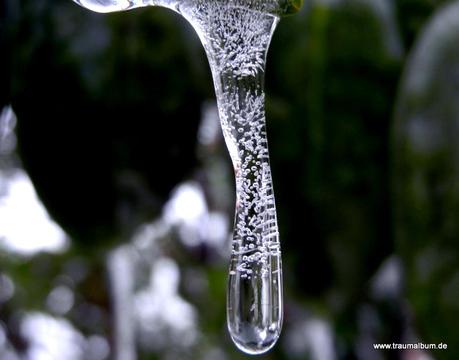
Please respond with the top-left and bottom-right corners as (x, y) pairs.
(72, 0), (302, 354)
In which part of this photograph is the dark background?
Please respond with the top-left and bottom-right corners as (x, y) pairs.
(1, 0), (458, 359)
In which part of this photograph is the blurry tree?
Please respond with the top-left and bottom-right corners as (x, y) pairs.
(5, 1), (208, 247)
(394, 1), (459, 357)
(268, 1), (402, 354)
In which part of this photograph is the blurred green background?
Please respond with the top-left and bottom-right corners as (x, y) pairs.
(1, 0), (459, 359)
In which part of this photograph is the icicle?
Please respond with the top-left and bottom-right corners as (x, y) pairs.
(70, 0), (302, 353)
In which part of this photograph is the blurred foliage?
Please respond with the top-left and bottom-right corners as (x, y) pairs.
(394, 0), (459, 353)
(1, 0), (459, 359)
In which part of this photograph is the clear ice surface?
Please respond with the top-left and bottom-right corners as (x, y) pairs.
(72, 0), (287, 354)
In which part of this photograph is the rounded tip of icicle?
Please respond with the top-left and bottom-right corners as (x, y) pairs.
(232, 337), (279, 355)
(229, 326), (281, 355)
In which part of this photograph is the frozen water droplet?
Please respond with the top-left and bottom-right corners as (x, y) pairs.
(180, 5), (284, 355)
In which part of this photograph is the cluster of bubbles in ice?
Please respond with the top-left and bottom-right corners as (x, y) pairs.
(180, 1), (281, 282)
